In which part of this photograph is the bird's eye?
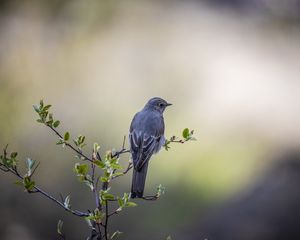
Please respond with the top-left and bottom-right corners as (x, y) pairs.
(159, 103), (164, 107)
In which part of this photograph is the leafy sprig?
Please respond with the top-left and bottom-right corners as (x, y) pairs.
(0, 99), (195, 240)
(164, 128), (196, 151)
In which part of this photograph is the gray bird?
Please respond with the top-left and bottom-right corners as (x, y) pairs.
(129, 97), (172, 198)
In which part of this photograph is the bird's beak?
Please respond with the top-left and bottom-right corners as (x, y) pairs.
(166, 103), (172, 107)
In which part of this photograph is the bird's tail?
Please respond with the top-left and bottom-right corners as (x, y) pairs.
(131, 161), (149, 198)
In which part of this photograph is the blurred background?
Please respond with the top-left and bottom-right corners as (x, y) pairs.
(1, 0), (300, 239)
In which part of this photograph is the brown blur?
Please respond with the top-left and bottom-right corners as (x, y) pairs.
(0, 1), (300, 239)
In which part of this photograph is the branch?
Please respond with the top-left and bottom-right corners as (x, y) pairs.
(111, 148), (130, 159)
(49, 126), (93, 162)
(168, 139), (187, 144)
(34, 184), (89, 217)
(0, 101), (196, 240)
(164, 128), (196, 151)
(91, 157), (101, 210)
(0, 164), (9, 172)
(108, 209), (119, 218)
(111, 162), (133, 180)
(91, 155), (103, 239)
(1, 166), (89, 217)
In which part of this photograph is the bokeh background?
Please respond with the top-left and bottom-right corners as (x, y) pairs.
(1, 0), (300, 239)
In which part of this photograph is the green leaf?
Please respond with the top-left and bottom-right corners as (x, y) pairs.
(100, 177), (108, 182)
(111, 163), (122, 170)
(117, 197), (124, 208)
(46, 120), (53, 125)
(24, 176), (35, 191)
(26, 158), (35, 169)
(94, 160), (105, 169)
(64, 132), (70, 141)
(156, 184), (166, 197)
(79, 135), (85, 144)
(123, 192), (129, 201)
(104, 151), (112, 160)
(43, 104), (51, 111)
(39, 99), (44, 108)
(102, 193), (115, 201)
(14, 180), (23, 187)
(10, 152), (18, 158)
(99, 188), (114, 203)
(125, 201), (137, 207)
(182, 128), (189, 139)
(33, 105), (40, 113)
(110, 157), (118, 164)
(74, 163), (88, 175)
(88, 208), (105, 223)
(85, 217), (93, 228)
(164, 140), (171, 151)
(104, 170), (111, 178)
(111, 231), (123, 240)
(83, 177), (94, 191)
(112, 172), (123, 177)
(57, 220), (63, 235)
(2, 157), (12, 168)
(53, 120), (60, 128)
(56, 139), (64, 145)
(93, 142), (100, 153)
(26, 158), (35, 176)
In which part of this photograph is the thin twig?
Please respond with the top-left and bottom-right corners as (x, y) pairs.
(169, 139), (186, 144)
(111, 149), (130, 159)
(49, 126), (92, 162)
(96, 152), (102, 161)
(91, 150), (102, 239)
(3, 144), (8, 156)
(96, 176), (101, 189)
(33, 184), (89, 217)
(59, 193), (64, 202)
(111, 162), (133, 180)
(29, 161), (40, 177)
(91, 160), (101, 210)
(96, 224), (102, 240)
(1, 167), (89, 217)
(0, 165), (9, 172)
(107, 208), (120, 218)
(122, 136), (126, 149)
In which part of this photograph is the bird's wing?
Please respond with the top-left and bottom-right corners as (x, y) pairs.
(129, 130), (161, 171)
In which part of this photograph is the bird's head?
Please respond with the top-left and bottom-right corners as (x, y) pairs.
(144, 97), (172, 114)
